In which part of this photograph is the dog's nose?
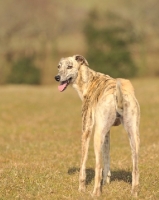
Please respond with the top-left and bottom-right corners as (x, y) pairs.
(55, 75), (60, 82)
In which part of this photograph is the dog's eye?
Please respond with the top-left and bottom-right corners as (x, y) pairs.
(57, 65), (60, 69)
(67, 66), (72, 69)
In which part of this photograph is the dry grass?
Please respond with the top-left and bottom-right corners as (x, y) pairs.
(0, 79), (159, 199)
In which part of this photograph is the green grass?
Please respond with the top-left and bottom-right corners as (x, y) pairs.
(0, 79), (159, 199)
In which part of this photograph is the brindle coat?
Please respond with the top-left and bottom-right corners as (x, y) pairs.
(55, 55), (140, 197)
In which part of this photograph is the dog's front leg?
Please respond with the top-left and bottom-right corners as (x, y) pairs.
(122, 95), (140, 197)
(79, 107), (93, 192)
(78, 129), (91, 192)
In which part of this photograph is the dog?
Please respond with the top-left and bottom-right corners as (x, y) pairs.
(55, 55), (140, 197)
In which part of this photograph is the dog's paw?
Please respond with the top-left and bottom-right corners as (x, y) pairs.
(131, 185), (139, 198)
(102, 170), (111, 185)
(131, 191), (138, 198)
(102, 177), (111, 185)
(92, 187), (101, 197)
(78, 184), (86, 193)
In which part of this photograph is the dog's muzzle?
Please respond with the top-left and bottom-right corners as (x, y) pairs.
(55, 75), (60, 82)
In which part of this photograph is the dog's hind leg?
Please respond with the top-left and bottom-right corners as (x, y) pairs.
(92, 96), (116, 196)
(92, 126), (104, 196)
(78, 129), (92, 192)
(122, 95), (140, 197)
(102, 131), (111, 185)
(93, 125), (112, 196)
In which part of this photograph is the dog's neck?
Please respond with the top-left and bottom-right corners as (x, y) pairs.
(72, 64), (96, 101)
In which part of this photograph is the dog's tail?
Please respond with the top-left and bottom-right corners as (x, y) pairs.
(116, 79), (123, 116)
(116, 78), (135, 116)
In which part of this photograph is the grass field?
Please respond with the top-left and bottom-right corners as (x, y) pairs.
(0, 79), (159, 200)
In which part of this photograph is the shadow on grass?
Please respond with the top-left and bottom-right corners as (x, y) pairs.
(68, 167), (131, 185)
(68, 167), (95, 185)
(111, 170), (132, 184)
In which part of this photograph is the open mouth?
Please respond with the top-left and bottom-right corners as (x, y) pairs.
(58, 78), (72, 92)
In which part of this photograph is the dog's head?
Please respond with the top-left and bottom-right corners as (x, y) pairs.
(55, 55), (89, 92)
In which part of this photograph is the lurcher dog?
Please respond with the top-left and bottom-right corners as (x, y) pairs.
(55, 55), (140, 197)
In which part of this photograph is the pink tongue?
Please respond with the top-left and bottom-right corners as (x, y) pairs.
(58, 82), (67, 92)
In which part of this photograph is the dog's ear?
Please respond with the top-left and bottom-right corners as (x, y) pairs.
(74, 55), (89, 66)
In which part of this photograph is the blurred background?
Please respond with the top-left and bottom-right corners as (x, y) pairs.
(0, 0), (159, 85)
